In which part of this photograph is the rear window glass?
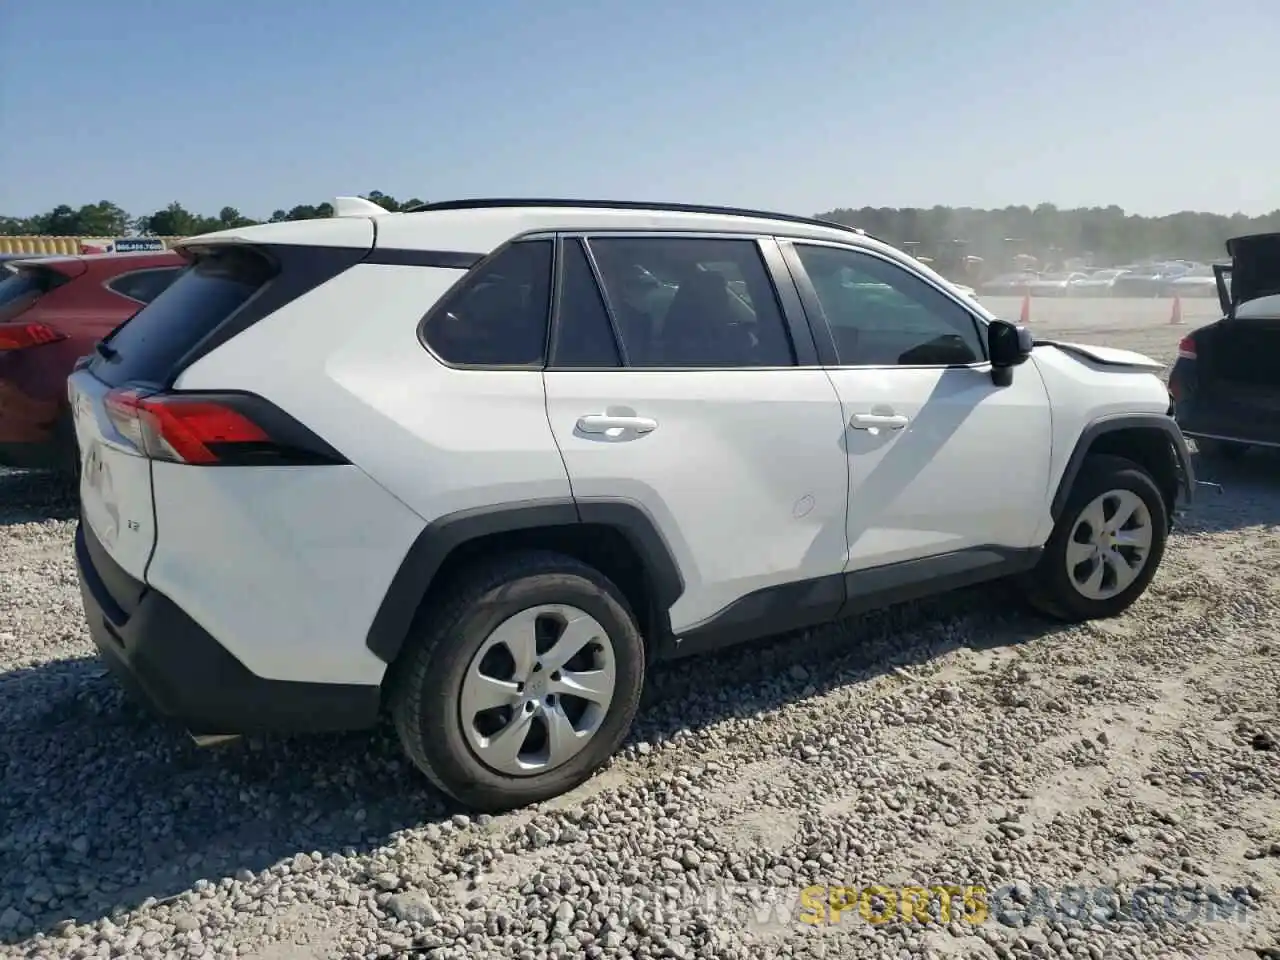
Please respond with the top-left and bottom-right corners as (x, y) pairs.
(0, 266), (67, 322)
(107, 267), (183, 305)
(93, 248), (274, 386)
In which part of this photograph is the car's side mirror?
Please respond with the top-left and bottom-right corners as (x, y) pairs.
(988, 319), (1034, 386)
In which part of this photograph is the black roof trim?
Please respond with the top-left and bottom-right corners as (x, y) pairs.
(403, 198), (866, 238)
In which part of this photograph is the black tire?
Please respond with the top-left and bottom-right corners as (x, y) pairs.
(1023, 454), (1169, 622)
(389, 549), (646, 812)
(51, 411), (81, 495)
(1196, 438), (1248, 462)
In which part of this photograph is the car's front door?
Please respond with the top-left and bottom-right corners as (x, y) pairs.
(542, 233), (850, 648)
(780, 239), (1053, 580)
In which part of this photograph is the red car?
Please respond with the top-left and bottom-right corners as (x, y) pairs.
(0, 251), (186, 473)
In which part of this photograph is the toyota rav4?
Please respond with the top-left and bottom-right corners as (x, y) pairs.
(71, 197), (1194, 812)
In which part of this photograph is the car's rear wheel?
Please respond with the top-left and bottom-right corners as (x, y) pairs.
(1023, 455), (1169, 622)
(389, 550), (645, 812)
(1196, 438), (1249, 462)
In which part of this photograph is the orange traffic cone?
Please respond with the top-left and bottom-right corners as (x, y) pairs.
(1170, 295), (1184, 325)
(1019, 293), (1031, 324)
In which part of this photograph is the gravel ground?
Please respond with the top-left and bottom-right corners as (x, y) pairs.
(2, 299), (1278, 960)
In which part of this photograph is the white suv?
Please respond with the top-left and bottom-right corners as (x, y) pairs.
(70, 198), (1194, 811)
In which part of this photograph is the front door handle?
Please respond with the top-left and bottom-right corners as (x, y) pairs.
(850, 412), (910, 430)
(576, 414), (658, 435)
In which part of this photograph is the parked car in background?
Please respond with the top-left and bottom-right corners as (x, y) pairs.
(0, 250), (185, 473)
(980, 271), (1037, 296)
(1112, 265), (1179, 297)
(1071, 268), (1132, 296)
(1165, 270), (1219, 298)
(1169, 232), (1280, 460)
(1027, 271), (1088, 297)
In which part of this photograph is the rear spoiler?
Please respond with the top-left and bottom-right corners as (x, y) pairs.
(6, 256), (87, 280)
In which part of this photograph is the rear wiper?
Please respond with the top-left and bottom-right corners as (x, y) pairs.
(94, 340), (118, 361)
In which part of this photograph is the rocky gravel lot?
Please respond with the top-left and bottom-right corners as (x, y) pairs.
(2, 302), (1278, 960)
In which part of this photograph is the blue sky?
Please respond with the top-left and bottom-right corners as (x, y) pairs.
(2, 0), (1277, 220)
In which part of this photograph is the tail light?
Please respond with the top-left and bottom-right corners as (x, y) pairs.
(0, 322), (67, 351)
(103, 388), (347, 467)
(1176, 336), (1197, 360)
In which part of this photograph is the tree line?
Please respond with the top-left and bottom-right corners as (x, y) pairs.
(3, 194), (1278, 272)
(816, 203), (1280, 271)
(0, 191), (423, 242)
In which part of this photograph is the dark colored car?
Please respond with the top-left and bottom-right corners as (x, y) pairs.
(1169, 233), (1280, 460)
(0, 250), (185, 472)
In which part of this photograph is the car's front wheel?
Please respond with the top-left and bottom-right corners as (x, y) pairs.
(1023, 454), (1169, 622)
(389, 550), (646, 812)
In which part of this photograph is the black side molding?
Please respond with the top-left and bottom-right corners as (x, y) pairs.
(365, 497), (685, 664)
(667, 545), (1041, 661)
(1051, 414), (1195, 520)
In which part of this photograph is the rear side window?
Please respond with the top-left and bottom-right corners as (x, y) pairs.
(94, 247), (275, 387)
(0, 266), (69, 323)
(587, 236), (795, 368)
(107, 267), (183, 305)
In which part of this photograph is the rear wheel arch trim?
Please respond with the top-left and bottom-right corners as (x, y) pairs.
(1051, 414), (1194, 520)
(365, 497), (685, 664)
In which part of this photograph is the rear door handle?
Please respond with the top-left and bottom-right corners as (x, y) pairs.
(576, 414), (658, 435)
(850, 413), (910, 430)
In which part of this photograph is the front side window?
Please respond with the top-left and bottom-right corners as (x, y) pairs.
(586, 236), (794, 368)
(422, 240), (552, 366)
(793, 244), (985, 367)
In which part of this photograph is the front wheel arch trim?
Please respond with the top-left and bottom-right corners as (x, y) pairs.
(1050, 414), (1194, 522)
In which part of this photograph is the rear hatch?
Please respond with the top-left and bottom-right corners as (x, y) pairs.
(69, 245), (275, 584)
(1188, 234), (1280, 437)
(1202, 234), (1280, 393)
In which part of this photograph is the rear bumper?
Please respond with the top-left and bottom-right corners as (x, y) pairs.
(1169, 357), (1280, 448)
(1181, 423), (1280, 448)
(74, 519), (382, 736)
(1174, 402), (1280, 449)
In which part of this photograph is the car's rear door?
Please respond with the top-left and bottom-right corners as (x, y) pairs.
(542, 232), (850, 646)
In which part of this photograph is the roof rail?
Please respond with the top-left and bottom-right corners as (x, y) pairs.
(402, 198), (865, 237)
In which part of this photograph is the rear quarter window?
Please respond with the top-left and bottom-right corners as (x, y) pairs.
(93, 247), (275, 387)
